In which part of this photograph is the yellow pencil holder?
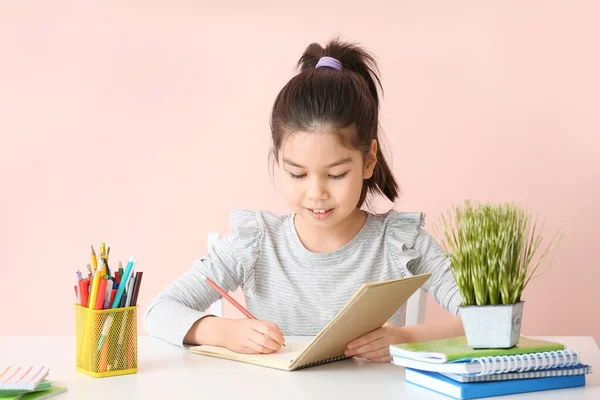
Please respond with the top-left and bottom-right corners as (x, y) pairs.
(74, 304), (138, 378)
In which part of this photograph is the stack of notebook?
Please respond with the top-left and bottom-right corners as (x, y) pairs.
(0, 366), (67, 400)
(390, 336), (591, 400)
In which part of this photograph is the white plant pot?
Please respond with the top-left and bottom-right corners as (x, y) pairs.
(459, 301), (524, 349)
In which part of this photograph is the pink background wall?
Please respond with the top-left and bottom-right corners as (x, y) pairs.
(1, 1), (598, 344)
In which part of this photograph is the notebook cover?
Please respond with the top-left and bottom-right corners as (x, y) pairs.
(405, 369), (585, 400)
(0, 394), (21, 400)
(19, 387), (67, 400)
(390, 335), (565, 363)
(190, 273), (431, 371)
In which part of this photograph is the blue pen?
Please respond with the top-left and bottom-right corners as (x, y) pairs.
(97, 257), (136, 350)
(111, 257), (135, 309)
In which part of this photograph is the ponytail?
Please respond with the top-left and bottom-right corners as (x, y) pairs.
(271, 37), (399, 208)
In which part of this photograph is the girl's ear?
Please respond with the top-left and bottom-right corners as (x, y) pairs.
(363, 139), (378, 179)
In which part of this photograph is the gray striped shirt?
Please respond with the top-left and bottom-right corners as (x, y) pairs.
(143, 209), (462, 347)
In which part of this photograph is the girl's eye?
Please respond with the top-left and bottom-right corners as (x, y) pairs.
(329, 172), (348, 180)
(288, 172), (306, 179)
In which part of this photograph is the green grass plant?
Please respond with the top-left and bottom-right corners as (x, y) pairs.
(435, 201), (561, 306)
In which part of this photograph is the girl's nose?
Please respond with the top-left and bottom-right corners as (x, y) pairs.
(307, 177), (329, 201)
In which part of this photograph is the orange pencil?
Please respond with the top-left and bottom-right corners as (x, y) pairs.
(99, 340), (109, 372)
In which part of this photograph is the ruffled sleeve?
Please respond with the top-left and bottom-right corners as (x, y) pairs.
(230, 209), (263, 297)
(387, 211), (462, 315)
(387, 211), (426, 273)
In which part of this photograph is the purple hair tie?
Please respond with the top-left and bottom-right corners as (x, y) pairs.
(315, 56), (343, 71)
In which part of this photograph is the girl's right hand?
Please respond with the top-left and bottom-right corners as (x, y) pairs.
(221, 318), (285, 354)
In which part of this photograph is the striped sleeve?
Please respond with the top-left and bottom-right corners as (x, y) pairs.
(143, 233), (245, 347)
(408, 229), (462, 315)
(144, 210), (262, 347)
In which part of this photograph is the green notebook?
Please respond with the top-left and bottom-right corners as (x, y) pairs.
(390, 336), (564, 363)
(0, 381), (51, 397)
(0, 386), (67, 400)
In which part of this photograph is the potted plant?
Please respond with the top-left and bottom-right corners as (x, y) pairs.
(436, 201), (561, 349)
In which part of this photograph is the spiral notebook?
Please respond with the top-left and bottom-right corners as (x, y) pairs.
(392, 349), (582, 375)
(440, 363), (592, 383)
(190, 273), (431, 371)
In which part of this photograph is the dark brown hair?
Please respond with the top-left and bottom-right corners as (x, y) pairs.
(270, 38), (399, 208)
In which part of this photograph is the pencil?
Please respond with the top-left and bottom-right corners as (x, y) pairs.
(100, 242), (107, 275)
(88, 265), (103, 310)
(91, 245), (98, 272)
(200, 272), (255, 319)
(198, 271), (286, 347)
(99, 340), (109, 372)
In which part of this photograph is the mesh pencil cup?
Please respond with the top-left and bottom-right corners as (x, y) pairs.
(74, 304), (138, 378)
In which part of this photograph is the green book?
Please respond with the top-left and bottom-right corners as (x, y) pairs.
(0, 386), (67, 400)
(0, 381), (52, 397)
(390, 336), (565, 363)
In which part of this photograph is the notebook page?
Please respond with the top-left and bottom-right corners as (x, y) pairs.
(190, 339), (309, 370)
(0, 366), (50, 391)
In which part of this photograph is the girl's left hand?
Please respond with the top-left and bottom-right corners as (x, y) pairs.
(344, 323), (408, 363)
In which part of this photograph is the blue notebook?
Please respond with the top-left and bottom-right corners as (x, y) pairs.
(405, 368), (586, 399)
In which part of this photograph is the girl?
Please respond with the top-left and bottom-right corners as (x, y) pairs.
(144, 39), (463, 363)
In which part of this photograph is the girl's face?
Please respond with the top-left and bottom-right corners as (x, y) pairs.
(277, 128), (376, 230)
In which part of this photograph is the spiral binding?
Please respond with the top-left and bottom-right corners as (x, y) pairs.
(471, 349), (580, 376)
(296, 355), (351, 370)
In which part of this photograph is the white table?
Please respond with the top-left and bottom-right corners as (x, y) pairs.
(1, 336), (598, 399)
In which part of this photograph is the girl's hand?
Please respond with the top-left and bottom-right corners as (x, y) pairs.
(344, 323), (408, 363)
(221, 318), (286, 354)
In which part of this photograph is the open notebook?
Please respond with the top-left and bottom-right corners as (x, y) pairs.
(190, 272), (431, 371)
